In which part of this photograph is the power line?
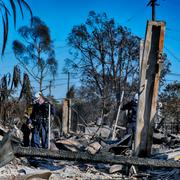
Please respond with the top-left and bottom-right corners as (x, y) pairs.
(166, 35), (180, 42)
(53, 81), (81, 87)
(29, 77), (80, 83)
(166, 79), (180, 82)
(166, 28), (180, 33)
(55, 45), (68, 49)
(168, 73), (180, 77)
(121, 6), (148, 25)
(32, 81), (81, 89)
(164, 46), (180, 63)
(1, 44), (69, 56)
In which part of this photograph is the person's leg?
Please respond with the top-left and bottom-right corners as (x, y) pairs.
(127, 123), (133, 148)
(131, 122), (136, 150)
(21, 124), (29, 147)
(24, 130), (30, 147)
(41, 125), (48, 149)
(31, 127), (40, 148)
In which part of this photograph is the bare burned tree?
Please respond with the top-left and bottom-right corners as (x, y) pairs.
(19, 73), (32, 105)
(12, 16), (58, 91)
(64, 11), (140, 124)
(0, 65), (21, 124)
(66, 85), (75, 99)
(159, 82), (180, 134)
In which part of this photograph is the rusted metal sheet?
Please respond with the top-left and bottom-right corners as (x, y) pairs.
(135, 21), (165, 157)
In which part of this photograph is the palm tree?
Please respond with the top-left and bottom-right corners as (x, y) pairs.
(0, 0), (32, 55)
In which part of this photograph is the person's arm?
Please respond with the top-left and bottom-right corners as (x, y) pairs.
(121, 101), (132, 111)
(51, 105), (56, 116)
(26, 118), (32, 124)
(30, 103), (38, 123)
(25, 115), (33, 129)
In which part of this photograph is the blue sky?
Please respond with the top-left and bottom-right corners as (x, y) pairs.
(0, 0), (180, 99)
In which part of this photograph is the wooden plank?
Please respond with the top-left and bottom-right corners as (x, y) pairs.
(147, 22), (165, 152)
(112, 91), (124, 140)
(139, 39), (144, 73)
(135, 21), (165, 157)
(1, 133), (180, 169)
(68, 99), (72, 132)
(62, 99), (69, 134)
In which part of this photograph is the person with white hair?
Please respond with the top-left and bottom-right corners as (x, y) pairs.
(29, 92), (51, 148)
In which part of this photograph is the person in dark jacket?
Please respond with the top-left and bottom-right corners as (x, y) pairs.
(30, 92), (53, 149)
(21, 113), (32, 147)
(121, 93), (138, 148)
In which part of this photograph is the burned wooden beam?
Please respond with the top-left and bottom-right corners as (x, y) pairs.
(62, 99), (71, 134)
(14, 146), (180, 168)
(1, 132), (180, 169)
(135, 21), (165, 157)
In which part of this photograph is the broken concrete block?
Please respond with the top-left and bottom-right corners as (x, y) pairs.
(86, 141), (101, 155)
(100, 126), (111, 138)
(85, 127), (100, 136)
(50, 141), (59, 151)
(109, 164), (123, 174)
(55, 139), (83, 152)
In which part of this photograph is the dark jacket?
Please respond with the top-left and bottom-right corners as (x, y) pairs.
(121, 100), (137, 123)
(30, 102), (49, 128)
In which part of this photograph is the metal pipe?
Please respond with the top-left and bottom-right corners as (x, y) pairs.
(48, 103), (51, 149)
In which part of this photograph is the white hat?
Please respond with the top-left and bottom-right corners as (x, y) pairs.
(134, 93), (138, 101)
(35, 91), (42, 99)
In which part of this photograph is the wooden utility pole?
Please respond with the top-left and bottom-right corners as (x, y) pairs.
(62, 72), (72, 135)
(67, 72), (72, 132)
(135, 21), (165, 157)
(147, 0), (159, 21)
(48, 80), (52, 96)
(67, 72), (70, 93)
(68, 98), (72, 132)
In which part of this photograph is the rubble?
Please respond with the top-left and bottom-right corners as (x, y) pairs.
(1, 123), (180, 180)
(109, 164), (123, 174)
(55, 138), (83, 152)
(0, 158), (124, 180)
(86, 141), (101, 155)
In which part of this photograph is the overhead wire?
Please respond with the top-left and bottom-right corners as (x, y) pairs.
(1, 44), (69, 56)
(164, 46), (180, 63)
(168, 72), (180, 77)
(121, 4), (148, 25)
(166, 27), (180, 33)
(1, 1), (179, 87)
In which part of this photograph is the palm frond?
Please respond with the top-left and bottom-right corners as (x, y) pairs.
(16, 0), (24, 18)
(19, 73), (32, 103)
(0, 1), (11, 14)
(10, 0), (16, 27)
(11, 65), (21, 89)
(0, 0), (32, 55)
(21, 0), (32, 17)
(1, 10), (8, 55)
